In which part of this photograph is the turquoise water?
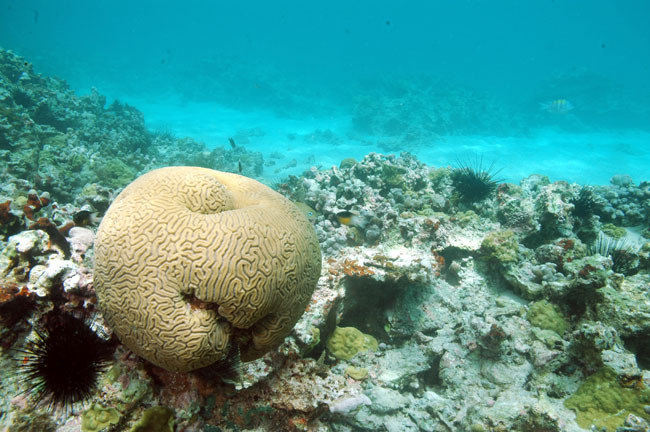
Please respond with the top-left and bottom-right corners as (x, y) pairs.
(1, 0), (649, 183)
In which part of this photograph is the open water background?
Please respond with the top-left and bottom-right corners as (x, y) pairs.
(1, 0), (649, 184)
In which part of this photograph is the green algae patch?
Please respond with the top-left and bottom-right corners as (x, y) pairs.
(345, 366), (369, 380)
(92, 157), (135, 189)
(381, 164), (407, 191)
(81, 404), (120, 432)
(131, 406), (175, 432)
(564, 367), (650, 430)
(601, 223), (626, 239)
(481, 230), (519, 263)
(308, 326), (321, 349)
(455, 210), (480, 228)
(327, 326), (378, 360)
(340, 157), (357, 169)
(526, 300), (569, 336)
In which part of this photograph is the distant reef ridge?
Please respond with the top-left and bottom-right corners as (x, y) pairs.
(0, 47), (262, 203)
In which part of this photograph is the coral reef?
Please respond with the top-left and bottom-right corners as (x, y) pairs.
(2, 50), (650, 432)
(0, 48), (264, 203)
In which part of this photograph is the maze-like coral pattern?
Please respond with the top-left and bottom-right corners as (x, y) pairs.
(94, 167), (321, 372)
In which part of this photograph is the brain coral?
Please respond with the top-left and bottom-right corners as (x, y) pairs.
(94, 167), (321, 372)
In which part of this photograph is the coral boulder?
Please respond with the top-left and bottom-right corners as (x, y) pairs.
(94, 167), (321, 371)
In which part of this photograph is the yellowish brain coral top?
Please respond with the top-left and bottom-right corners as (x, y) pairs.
(93, 166), (322, 372)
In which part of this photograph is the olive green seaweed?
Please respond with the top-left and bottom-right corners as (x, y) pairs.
(481, 229), (519, 263)
(327, 326), (378, 360)
(526, 300), (569, 336)
(564, 367), (650, 430)
(81, 404), (121, 432)
(601, 223), (627, 239)
(345, 366), (370, 380)
(130, 406), (174, 432)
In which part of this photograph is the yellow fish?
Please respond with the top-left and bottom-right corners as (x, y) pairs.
(293, 202), (319, 223)
(336, 211), (354, 225)
(540, 99), (574, 114)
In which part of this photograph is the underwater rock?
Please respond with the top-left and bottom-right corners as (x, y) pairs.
(329, 393), (371, 413)
(593, 271), (650, 345)
(289, 153), (451, 254)
(75, 184), (114, 215)
(0, 229), (49, 284)
(568, 321), (619, 372)
(533, 181), (576, 242)
(367, 386), (408, 414)
(28, 258), (79, 297)
(269, 357), (361, 413)
(372, 340), (435, 389)
(67, 226), (95, 263)
(289, 262), (343, 358)
(496, 183), (539, 236)
(350, 77), (520, 139)
(0, 48), (267, 202)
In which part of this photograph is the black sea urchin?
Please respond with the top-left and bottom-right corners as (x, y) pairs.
(451, 156), (502, 203)
(589, 234), (640, 276)
(570, 187), (603, 219)
(17, 312), (114, 411)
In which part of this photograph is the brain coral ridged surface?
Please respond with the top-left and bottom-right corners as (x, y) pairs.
(94, 167), (321, 372)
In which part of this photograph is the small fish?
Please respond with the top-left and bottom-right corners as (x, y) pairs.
(214, 343), (243, 387)
(336, 211), (354, 226)
(195, 343), (243, 387)
(73, 210), (99, 226)
(294, 202), (319, 223)
(238, 160), (243, 173)
(540, 99), (574, 114)
(228, 137), (236, 149)
(336, 210), (369, 228)
(337, 210), (366, 227)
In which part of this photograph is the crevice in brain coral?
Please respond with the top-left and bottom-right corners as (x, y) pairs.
(181, 292), (220, 313)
